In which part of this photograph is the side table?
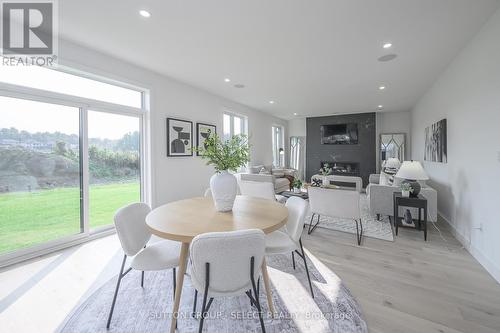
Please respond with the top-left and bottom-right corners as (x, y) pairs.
(392, 192), (428, 241)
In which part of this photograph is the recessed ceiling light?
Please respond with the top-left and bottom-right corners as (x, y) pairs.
(293, 113), (298, 116)
(379, 85), (386, 90)
(269, 100), (275, 104)
(378, 54), (397, 62)
(383, 43), (392, 49)
(139, 10), (151, 18)
(224, 78), (231, 82)
(378, 105), (384, 109)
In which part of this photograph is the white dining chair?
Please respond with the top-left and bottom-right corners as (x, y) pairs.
(264, 196), (314, 297)
(239, 180), (286, 203)
(107, 203), (181, 329)
(190, 229), (266, 332)
(308, 187), (363, 245)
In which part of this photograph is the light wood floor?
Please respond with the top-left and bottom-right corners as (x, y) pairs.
(303, 218), (500, 333)
(1, 218), (499, 332)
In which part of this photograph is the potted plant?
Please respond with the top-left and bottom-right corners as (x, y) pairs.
(197, 133), (250, 212)
(319, 163), (332, 186)
(401, 182), (414, 198)
(292, 179), (303, 193)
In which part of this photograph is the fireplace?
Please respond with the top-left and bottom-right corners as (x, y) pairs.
(321, 161), (360, 177)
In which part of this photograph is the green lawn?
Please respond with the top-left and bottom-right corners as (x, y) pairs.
(0, 182), (140, 255)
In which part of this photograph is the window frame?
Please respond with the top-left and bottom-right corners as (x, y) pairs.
(0, 67), (150, 268)
(223, 111), (248, 139)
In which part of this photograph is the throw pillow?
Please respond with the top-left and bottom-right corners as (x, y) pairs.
(379, 172), (390, 186)
(250, 165), (264, 174)
(259, 167), (271, 175)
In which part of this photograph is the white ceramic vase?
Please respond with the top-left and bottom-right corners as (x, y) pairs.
(210, 170), (237, 212)
(293, 187), (301, 193)
(402, 190), (410, 198)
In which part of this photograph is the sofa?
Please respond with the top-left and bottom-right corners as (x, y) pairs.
(366, 174), (438, 222)
(237, 165), (296, 193)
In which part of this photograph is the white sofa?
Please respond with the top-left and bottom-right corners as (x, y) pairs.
(366, 174), (438, 222)
(237, 166), (295, 194)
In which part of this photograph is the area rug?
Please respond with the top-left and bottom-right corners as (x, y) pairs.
(305, 193), (394, 242)
(60, 250), (367, 333)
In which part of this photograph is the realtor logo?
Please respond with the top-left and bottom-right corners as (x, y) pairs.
(1, 0), (57, 65)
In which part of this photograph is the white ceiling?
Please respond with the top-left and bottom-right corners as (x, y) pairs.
(59, 0), (499, 119)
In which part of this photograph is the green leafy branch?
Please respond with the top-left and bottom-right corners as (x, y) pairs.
(195, 133), (251, 173)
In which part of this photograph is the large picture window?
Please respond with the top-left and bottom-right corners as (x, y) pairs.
(0, 66), (148, 263)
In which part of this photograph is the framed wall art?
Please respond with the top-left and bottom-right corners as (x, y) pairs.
(167, 118), (193, 157)
(196, 123), (216, 156)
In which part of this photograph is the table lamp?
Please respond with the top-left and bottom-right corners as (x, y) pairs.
(395, 160), (429, 196)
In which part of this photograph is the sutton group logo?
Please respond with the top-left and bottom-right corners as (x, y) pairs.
(1, 0), (58, 66)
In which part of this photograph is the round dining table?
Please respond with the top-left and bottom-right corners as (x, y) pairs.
(146, 195), (288, 333)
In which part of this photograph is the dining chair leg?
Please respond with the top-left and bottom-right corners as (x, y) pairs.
(192, 289), (198, 318)
(308, 214), (320, 234)
(354, 219), (363, 246)
(199, 262), (210, 333)
(107, 254), (127, 329)
(172, 268), (176, 301)
(299, 239), (314, 298)
(247, 289), (255, 307)
(250, 257), (266, 333)
(292, 251), (296, 270)
(140, 245), (146, 288)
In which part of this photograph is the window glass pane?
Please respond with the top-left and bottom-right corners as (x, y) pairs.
(0, 96), (81, 255)
(223, 114), (231, 141)
(0, 65), (142, 108)
(88, 111), (140, 229)
(234, 116), (242, 136)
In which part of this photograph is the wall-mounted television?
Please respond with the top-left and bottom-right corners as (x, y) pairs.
(320, 123), (358, 144)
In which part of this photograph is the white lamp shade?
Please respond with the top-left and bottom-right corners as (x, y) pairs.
(395, 161), (429, 180)
(384, 158), (401, 169)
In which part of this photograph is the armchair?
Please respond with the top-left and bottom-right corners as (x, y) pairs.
(366, 174), (438, 222)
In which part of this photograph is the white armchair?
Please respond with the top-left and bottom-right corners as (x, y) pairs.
(366, 174), (438, 222)
(308, 187), (363, 245)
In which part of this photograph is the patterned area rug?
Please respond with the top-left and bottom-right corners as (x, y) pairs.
(305, 193), (394, 242)
(60, 250), (367, 333)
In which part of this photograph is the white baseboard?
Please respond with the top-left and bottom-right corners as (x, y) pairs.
(438, 211), (500, 284)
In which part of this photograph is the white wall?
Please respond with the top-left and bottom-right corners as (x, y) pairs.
(411, 8), (500, 282)
(58, 41), (288, 207)
(376, 111), (412, 172)
(288, 118), (306, 137)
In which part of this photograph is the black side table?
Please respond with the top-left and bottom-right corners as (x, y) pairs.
(393, 192), (428, 241)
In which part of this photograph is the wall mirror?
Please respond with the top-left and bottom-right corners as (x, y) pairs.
(380, 133), (406, 168)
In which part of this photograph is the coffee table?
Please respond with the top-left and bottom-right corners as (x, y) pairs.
(280, 190), (309, 199)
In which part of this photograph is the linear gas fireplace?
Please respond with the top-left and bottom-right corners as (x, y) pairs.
(321, 161), (360, 177)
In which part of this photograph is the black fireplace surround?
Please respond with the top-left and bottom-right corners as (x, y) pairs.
(306, 113), (376, 187)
